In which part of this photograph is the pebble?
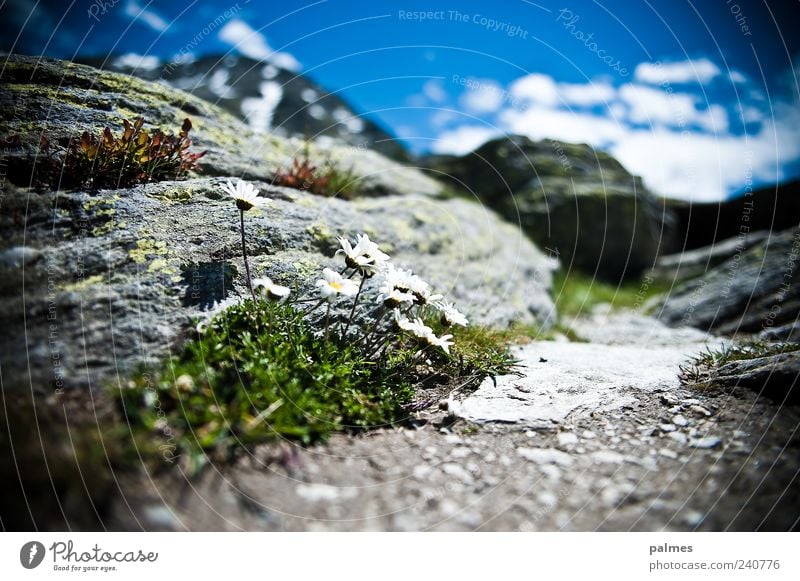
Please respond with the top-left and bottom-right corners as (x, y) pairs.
(659, 448), (678, 459)
(681, 398), (702, 406)
(0, 246), (41, 268)
(413, 465), (432, 480)
(581, 430), (597, 439)
(683, 510), (704, 527)
(659, 423), (676, 432)
(672, 414), (689, 427)
(690, 405), (712, 417)
(557, 432), (579, 447)
(667, 432), (688, 445)
(592, 450), (625, 464)
(540, 465), (561, 480)
(442, 463), (473, 483)
(449, 447), (472, 459)
(690, 437), (722, 449)
(517, 447), (574, 467)
(296, 483), (356, 502)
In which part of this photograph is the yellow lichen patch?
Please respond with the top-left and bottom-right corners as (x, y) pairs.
(61, 274), (105, 291)
(129, 238), (169, 264)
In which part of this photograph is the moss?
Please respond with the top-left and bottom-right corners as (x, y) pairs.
(551, 269), (668, 318)
(117, 299), (416, 472)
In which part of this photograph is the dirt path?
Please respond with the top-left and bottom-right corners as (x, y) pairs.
(112, 313), (800, 531)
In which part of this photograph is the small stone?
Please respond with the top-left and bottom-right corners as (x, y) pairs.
(733, 430), (748, 439)
(660, 394), (680, 406)
(591, 450), (625, 464)
(444, 434), (463, 445)
(659, 424), (676, 432)
(681, 398), (702, 406)
(659, 448), (678, 459)
(442, 463), (472, 483)
(413, 465), (432, 479)
(449, 447), (471, 459)
(0, 246), (41, 268)
(667, 431), (688, 445)
(438, 399), (449, 411)
(689, 405), (711, 417)
(518, 447), (574, 467)
(540, 464), (561, 480)
(557, 432), (579, 447)
(581, 430), (597, 439)
(683, 510), (704, 526)
(672, 414), (689, 427)
(690, 436), (722, 449)
(668, 405), (682, 414)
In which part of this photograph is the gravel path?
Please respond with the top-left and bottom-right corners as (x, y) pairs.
(111, 313), (800, 531)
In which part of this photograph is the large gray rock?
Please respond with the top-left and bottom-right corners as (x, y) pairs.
(422, 135), (676, 281)
(0, 55), (442, 197)
(648, 230), (771, 284)
(655, 226), (800, 335)
(703, 351), (800, 404)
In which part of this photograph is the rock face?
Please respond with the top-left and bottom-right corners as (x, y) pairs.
(422, 135), (675, 281)
(704, 351), (800, 404)
(666, 180), (800, 250)
(0, 56), (557, 396)
(648, 229), (770, 283)
(0, 55), (441, 197)
(80, 54), (408, 161)
(449, 312), (713, 427)
(655, 226), (800, 335)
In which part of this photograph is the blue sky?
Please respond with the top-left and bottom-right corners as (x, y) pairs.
(3, 0), (800, 201)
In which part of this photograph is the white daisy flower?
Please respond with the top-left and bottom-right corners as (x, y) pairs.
(380, 264), (441, 305)
(253, 277), (291, 301)
(222, 179), (265, 211)
(425, 332), (454, 354)
(315, 267), (359, 302)
(436, 300), (469, 327)
(336, 233), (390, 274)
(381, 287), (416, 308)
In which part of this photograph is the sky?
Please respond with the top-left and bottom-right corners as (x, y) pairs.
(3, 0), (800, 202)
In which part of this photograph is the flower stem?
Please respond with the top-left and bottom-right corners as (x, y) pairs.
(240, 209), (256, 301)
(342, 276), (366, 337)
(323, 303), (331, 352)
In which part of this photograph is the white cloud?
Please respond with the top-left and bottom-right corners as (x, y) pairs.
(619, 83), (698, 126)
(218, 19), (301, 72)
(460, 79), (505, 114)
(125, 0), (168, 32)
(729, 70), (748, 83)
(431, 126), (500, 155)
(634, 58), (721, 84)
(557, 82), (615, 106)
(499, 106), (624, 146)
(422, 79), (447, 103)
(509, 74), (559, 107)
(436, 65), (800, 200)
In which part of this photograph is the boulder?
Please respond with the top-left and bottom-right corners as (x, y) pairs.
(422, 135), (676, 281)
(703, 351), (800, 404)
(655, 226), (800, 335)
(665, 180), (800, 250)
(0, 56), (557, 396)
(0, 55), (441, 197)
(647, 229), (770, 283)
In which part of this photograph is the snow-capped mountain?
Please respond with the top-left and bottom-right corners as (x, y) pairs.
(78, 53), (408, 161)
